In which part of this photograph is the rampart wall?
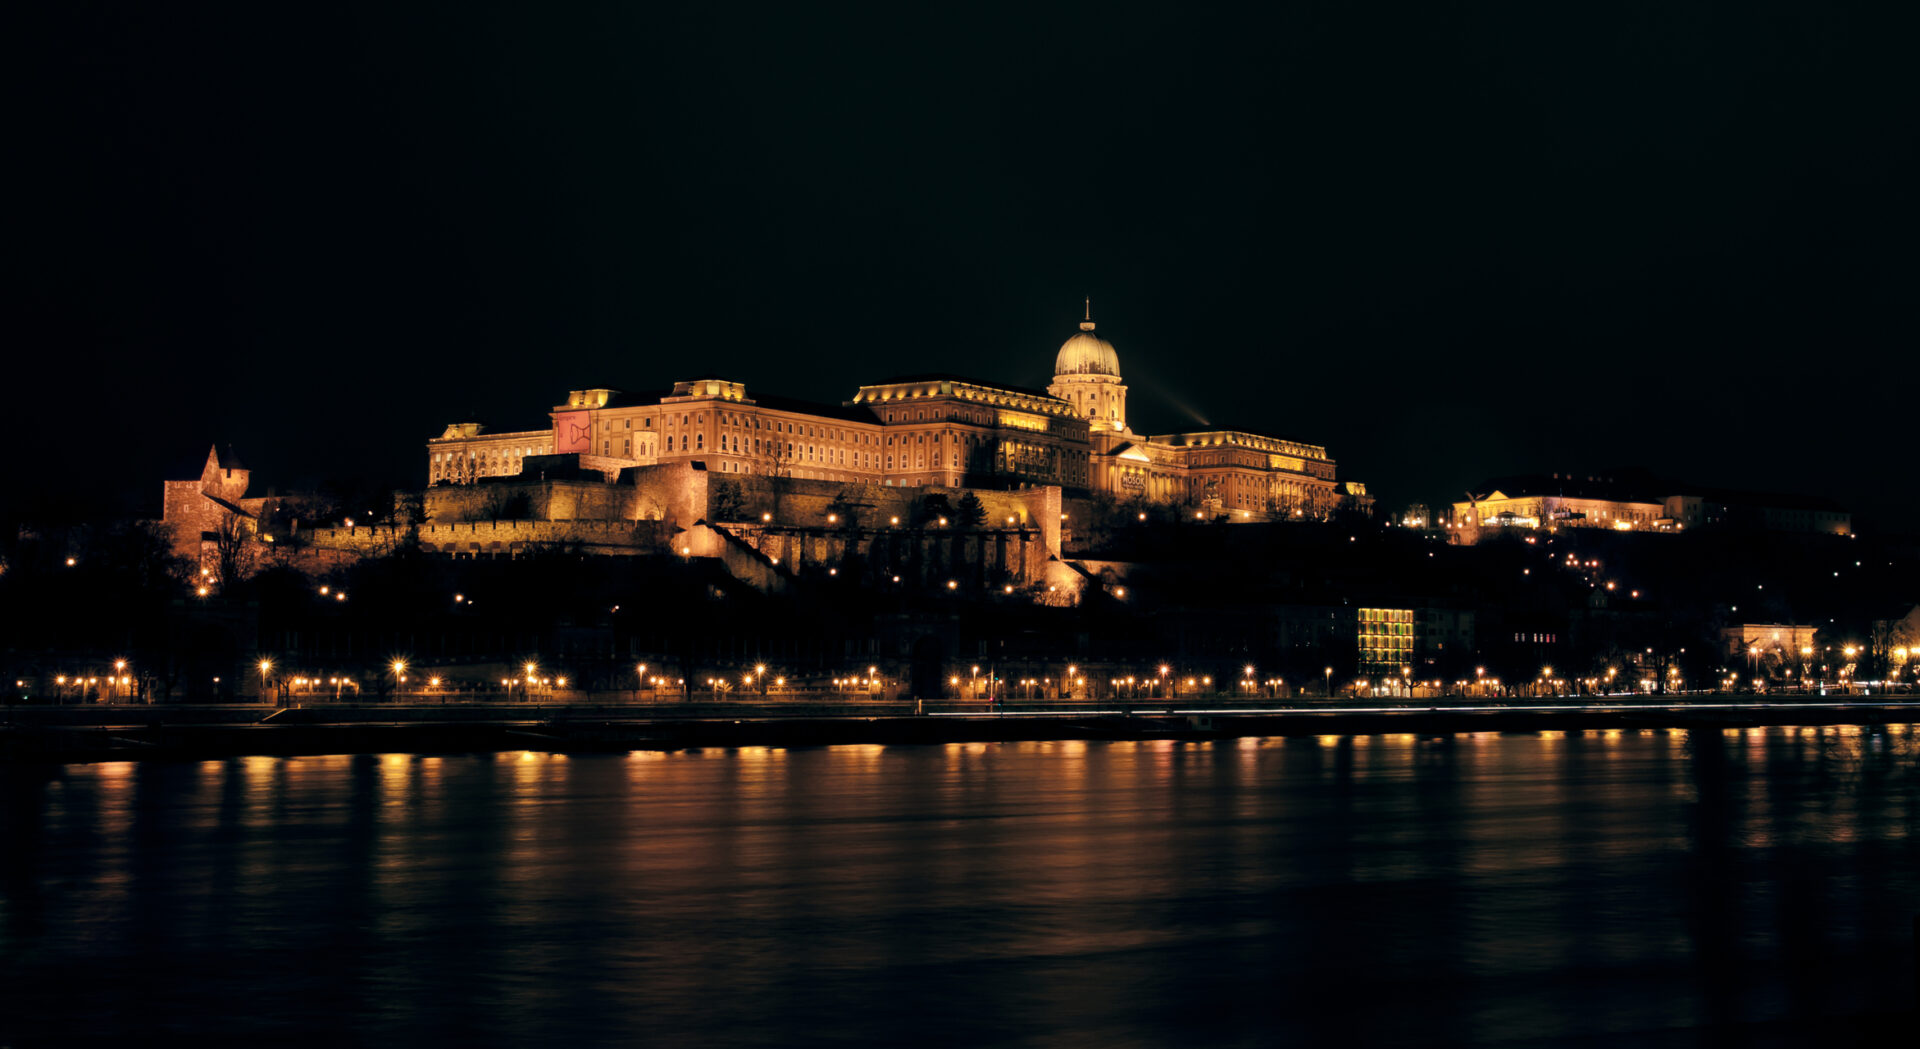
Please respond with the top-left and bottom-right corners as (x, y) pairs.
(300, 519), (668, 558)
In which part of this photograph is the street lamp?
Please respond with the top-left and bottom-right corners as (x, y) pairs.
(1324, 666), (1333, 698)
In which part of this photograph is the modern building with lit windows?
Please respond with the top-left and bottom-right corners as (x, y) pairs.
(425, 306), (1356, 517)
(1357, 607), (1415, 675)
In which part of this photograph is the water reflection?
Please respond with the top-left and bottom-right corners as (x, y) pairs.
(3, 726), (1917, 1046)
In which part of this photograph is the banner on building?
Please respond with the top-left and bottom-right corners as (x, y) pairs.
(554, 411), (591, 454)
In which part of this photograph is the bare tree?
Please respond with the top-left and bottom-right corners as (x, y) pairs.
(210, 512), (255, 589)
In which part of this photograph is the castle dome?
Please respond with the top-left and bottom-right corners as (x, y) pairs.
(1054, 306), (1120, 378)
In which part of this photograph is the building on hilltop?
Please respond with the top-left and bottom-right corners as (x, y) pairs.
(161, 446), (265, 556)
(423, 305), (1356, 519)
(1453, 471), (1851, 537)
(1455, 472), (1672, 533)
(159, 445), (298, 581)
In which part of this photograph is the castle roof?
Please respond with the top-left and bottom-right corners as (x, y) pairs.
(749, 391), (882, 424)
(861, 373), (1062, 401)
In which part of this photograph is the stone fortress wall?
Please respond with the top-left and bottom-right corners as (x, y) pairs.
(286, 460), (1074, 592)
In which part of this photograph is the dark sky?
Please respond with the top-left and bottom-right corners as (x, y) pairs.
(16, 3), (1917, 527)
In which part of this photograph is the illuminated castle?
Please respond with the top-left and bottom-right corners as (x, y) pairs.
(427, 304), (1361, 519)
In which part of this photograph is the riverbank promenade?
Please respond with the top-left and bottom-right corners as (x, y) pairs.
(6, 693), (1919, 763)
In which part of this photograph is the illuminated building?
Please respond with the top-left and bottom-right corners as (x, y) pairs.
(161, 445), (273, 562)
(426, 305), (1352, 516)
(1358, 608), (1414, 675)
(1722, 623), (1820, 660)
(1455, 474), (1670, 533)
(1454, 472), (1849, 537)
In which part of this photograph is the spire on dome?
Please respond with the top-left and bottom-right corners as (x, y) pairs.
(1081, 297), (1095, 331)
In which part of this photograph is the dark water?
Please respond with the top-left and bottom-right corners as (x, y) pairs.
(4, 726), (1917, 1047)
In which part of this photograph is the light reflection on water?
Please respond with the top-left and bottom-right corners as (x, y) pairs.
(3, 727), (1917, 1047)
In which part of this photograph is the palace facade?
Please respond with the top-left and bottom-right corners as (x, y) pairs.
(1454, 472), (1851, 537)
(426, 307), (1358, 517)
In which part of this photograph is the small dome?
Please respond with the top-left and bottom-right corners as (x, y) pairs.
(1054, 319), (1120, 378)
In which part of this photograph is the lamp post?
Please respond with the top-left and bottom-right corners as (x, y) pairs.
(1325, 666), (1333, 698)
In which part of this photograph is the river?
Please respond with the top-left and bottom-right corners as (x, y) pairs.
(4, 725), (1916, 1046)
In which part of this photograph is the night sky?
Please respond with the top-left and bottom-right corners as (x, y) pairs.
(17, 4), (1916, 527)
